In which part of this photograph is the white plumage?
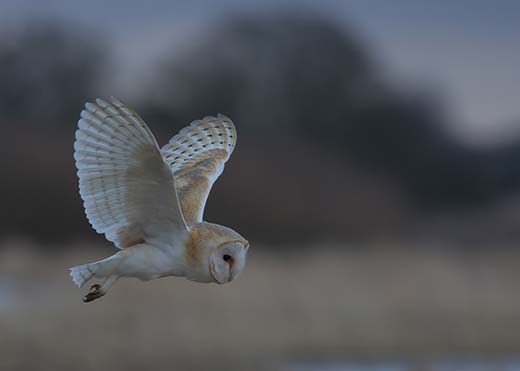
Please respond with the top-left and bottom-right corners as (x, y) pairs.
(70, 97), (249, 302)
(74, 97), (187, 248)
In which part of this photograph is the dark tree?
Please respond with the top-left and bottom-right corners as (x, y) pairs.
(0, 21), (106, 127)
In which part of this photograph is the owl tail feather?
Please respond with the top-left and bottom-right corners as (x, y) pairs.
(69, 263), (97, 288)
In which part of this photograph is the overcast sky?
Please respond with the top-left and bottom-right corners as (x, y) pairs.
(2, 0), (519, 145)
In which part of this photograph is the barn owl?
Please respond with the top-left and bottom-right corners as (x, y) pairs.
(69, 97), (249, 302)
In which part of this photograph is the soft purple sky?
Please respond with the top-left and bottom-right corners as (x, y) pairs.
(2, 0), (519, 145)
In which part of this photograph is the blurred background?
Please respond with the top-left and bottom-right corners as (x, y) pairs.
(1, 1), (520, 370)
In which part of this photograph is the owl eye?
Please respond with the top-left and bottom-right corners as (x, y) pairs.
(222, 254), (232, 263)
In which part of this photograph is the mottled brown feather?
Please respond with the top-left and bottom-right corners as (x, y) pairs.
(161, 115), (236, 225)
(175, 149), (228, 223)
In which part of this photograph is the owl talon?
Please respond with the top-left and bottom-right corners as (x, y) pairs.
(90, 284), (101, 292)
(83, 284), (105, 303)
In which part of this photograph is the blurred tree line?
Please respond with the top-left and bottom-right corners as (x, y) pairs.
(1, 15), (520, 245)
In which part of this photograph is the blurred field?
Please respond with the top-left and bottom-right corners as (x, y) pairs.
(2, 3), (520, 371)
(1, 241), (520, 371)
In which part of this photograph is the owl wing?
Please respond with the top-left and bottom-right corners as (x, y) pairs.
(74, 97), (188, 248)
(161, 115), (237, 226)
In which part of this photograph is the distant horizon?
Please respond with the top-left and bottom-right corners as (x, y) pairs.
(2, 0), (519, 145)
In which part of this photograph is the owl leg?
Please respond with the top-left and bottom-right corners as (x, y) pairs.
(83, 275), (118, 303)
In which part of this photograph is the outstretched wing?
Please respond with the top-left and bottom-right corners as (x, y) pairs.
(74, 97), (188, 248)
(161, 115), (237, 225)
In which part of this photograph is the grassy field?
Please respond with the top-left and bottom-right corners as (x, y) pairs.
(1, 240), (520, 370)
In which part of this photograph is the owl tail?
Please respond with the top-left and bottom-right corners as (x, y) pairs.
(69, 254), (122, 288)
(69, 263), (98, 288)
(69, 256), (121, 303)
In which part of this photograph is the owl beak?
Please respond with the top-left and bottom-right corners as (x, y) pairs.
(227, 266), (233, 283)
(220, 265), (233, 284)
(209, 258), (231, 284)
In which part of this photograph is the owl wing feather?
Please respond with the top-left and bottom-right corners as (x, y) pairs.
(74, 97), (188, 248)
(161, 115), (237, 226)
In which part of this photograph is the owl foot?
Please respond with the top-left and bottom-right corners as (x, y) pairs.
(83, 284), (105, 303)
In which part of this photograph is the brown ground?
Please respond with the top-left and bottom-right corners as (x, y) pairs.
(1, 240), (520, 370)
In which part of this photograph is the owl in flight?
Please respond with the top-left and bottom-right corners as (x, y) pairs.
(69, 97), (249, 302)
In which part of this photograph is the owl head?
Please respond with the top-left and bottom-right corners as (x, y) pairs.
(209, 239), (249, 284)
(185, 222), (249, 284)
